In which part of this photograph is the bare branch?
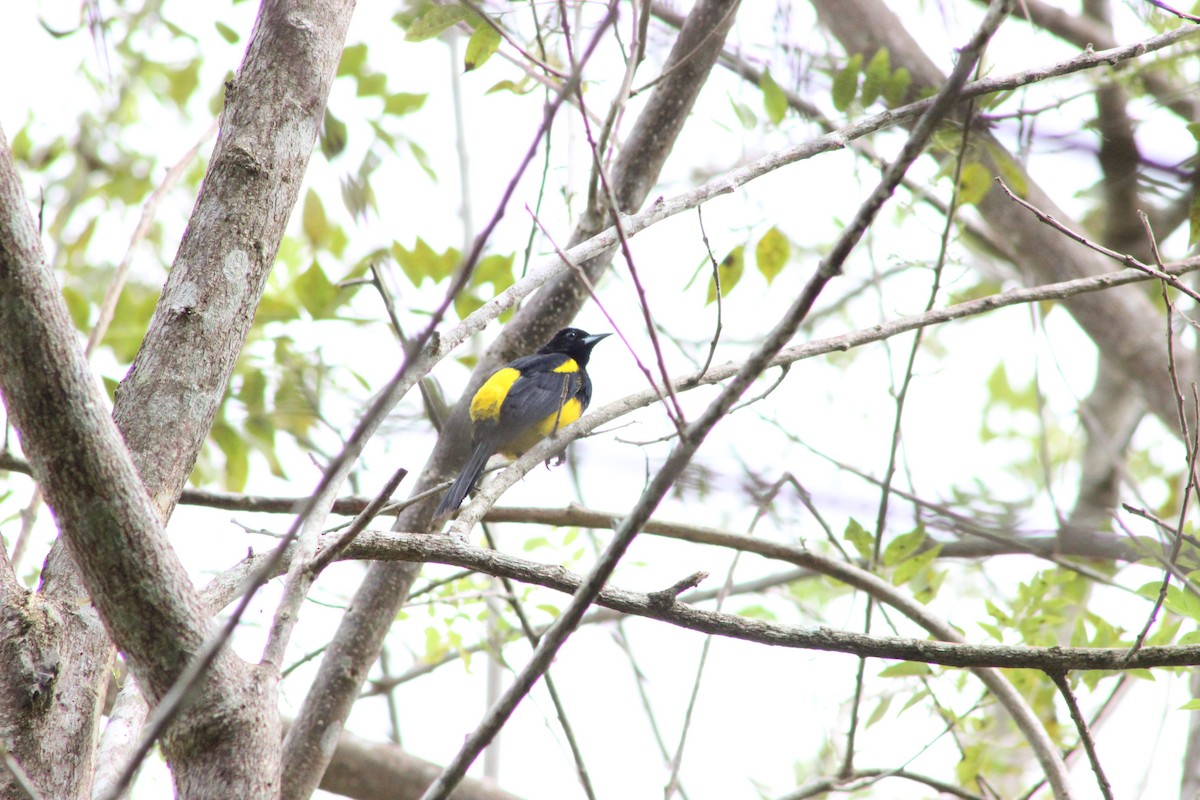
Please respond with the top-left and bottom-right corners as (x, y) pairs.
(299, 527), (1200, 672)
(1049, 671), (1114, 800)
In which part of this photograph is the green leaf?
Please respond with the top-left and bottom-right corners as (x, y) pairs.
(729, 95), (757, 129)
(103, 282), (160, 362)
(977, 621), (1003, 641)
(384, 92), (427, 116)
(1189, 191), (1200, 250)
(987, 143), (1028, 198)
(215, 21), (239, 44)
(706, 245), (744, 305)
(759, 68), (788, 125)
(406, 5), (473, 42)
(865, 695), (892, 728)
(956, 162), (992, 206)
(295, 260), (339, 319)
(882, 526), (926, 567)
(62, 285), (92, 330)
(883, 66), (912, 107)
(423, 626), (446, 661)
(108, 169), (153, 205)
(893, 542), (941, 586)
(844, 518), (873, 561)
(302, 189), (328, 247)
(238, 368), (267, 414)
(211, 421), (249, 492)
(738, 604), (778, 621)
(755, 227), (791, 284)
(473, 252), (516, 291)
(465, 22), (502, 71)
(1187, 121), (1200, 143)
(10, 125), (31, 163)
(985, 598), (1011, 625)
(338, 43), (368, 77)
(356, 72), (388, 97)
(454, 290), (485, 321)
(164, 59), (201, 109)
(831, 53), (863, 112)
(486, 79), (530, 96)
(1069, 617), (1087, 647)
(409, 140), (437, 180)
(878, 662), (932, 678)
(321, 109), (348, 159)
(523, 535), (550, 552)
(860, 48), (890, 106)
(956, 745), (983, 787)
(392, 238), (459, 285)
(1180, 699), (1200, 711)
(1180, 629), (1200, 646)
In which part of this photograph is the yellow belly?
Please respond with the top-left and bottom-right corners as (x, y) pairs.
(501, 398), (582, 456)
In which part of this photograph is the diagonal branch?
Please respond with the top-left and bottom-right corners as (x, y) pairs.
(417, 5), (1021, 798)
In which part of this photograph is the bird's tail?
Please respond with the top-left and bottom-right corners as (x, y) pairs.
(434, 440), (494, 519)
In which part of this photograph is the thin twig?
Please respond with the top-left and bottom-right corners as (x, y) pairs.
(1048, 671), (1114, 800)
(590, 0), (651, 205)
(845, 57), (986, 776)
(262, 467), (408, 670)
(996, 179), (1200, 303)
(1148, 0), (1200, 24)
(365, 567), (809, 697)
(480, 524), (598, 800)
(1125, 215), (1198, 661)
(694, 205), (723, 381)
(666, 485), (778, 797)
(560, 15), (688, 430)
(0, 748), (44, 800)
(779, 767), (986, 800)
(612, 624), (692, 799)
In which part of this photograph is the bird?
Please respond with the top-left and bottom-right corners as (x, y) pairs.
(434, 327), (611, 518)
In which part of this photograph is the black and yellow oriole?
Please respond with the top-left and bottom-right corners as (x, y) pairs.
(434, 327), (611, 517)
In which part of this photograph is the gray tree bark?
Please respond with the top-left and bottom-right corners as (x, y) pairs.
(0, 0), (355, 796)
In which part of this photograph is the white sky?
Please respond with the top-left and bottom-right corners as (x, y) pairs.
(3, 1), (1199, 799)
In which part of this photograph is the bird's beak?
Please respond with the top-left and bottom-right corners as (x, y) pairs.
(584, 333), (612, 347)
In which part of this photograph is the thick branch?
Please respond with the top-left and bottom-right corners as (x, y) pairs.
(245, 527), (1200, 672)
(0, 122), (246, 792)
(112, 0), (354, 522)
(303, 721), (526, 800)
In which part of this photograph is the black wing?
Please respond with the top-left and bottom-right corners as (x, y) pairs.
(495, 353), (590, 448)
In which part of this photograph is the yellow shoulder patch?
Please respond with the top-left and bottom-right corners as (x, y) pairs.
(552, 358), (579, 374)
(471, 367), (521, 422)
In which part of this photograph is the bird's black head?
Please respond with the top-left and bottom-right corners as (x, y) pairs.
(539, 327), (611, 365)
